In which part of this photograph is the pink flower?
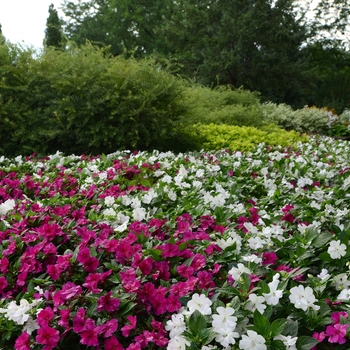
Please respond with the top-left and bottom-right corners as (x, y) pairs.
(77, 247), (91, 264)
(262, 252), (278, 265)
(121, 316), (137, 337)
(79, 319), (101, 347)
(104, 336), (124, 350)
(83, 256), (99, 272)
(0, 275), (8, 293)
(331, 311), (348, 324)
(101, 319), (118, 338)
(97, 292), (120, 313)
(36, 326), (60, 348)
(326, 323), (349, 344)
(73, 308), (86, 333)
(167, 294), (182, 313)
(58, 308), (70, 329)
(37, 307), (54, 327)
(14, 332), (30, 350)
(126, 344), (141, 350)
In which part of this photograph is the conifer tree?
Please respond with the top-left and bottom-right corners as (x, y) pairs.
(44, 4), (65, 49)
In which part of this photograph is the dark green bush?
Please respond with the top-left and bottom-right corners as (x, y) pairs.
(0, 42), (191, 156)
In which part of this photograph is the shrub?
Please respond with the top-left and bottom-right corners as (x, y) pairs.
(261, 102), (329, 134)
(0, 42), (190, 156)
(188, 123), (309, 152)
(182, 85), (264, 128)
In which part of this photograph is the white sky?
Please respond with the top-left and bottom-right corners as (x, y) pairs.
(0, 0), (348, 50)
(0, 0), (69, 49)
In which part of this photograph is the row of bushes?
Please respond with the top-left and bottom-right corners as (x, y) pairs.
(0, 41), (345, 156)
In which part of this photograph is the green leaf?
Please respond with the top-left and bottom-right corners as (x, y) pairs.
(282, 319), (298, 337)
(253, 309), (270, 337)
(269, 339), (286, 350)
(270, 319), (287, 337)
(188, 310), (207, 335)
(238, 272), (251, 295)
(117, 301), (137, 317)
(296, 336), (319, 350)
(311, 232), (333, 248)
(0, 220), (7, 232)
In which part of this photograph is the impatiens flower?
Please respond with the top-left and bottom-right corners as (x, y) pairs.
(167, 335), (190, 350)
(104, 336), (124, 350)
(228, 263), (251, 281)
(97, 291), (120, 313)
(165, 314), (186, 338)
(212, 306), (237, 332)
(14, 332), (30, 350)
(37, 306), (54, 326)
(239, 330), (267, 350)
(80, 318), (101, 346)
(4, 299), (31, 325)
(262, 251), (278, 265)
(274, 334), (298, 350)
(244, 293), (267, 314)
(263, 273), (283, 306)
(289, 285), (320, 311)
(187, 293), (212, 315)
(215, 329), (240, 347)
(328, 240), (347, 259)
(326, 323), (349, 344)
(121, 315), (137, 337)
(23, 316), (39, 335)
(36, 325), (60, 348)
(0, 198), (15, 216)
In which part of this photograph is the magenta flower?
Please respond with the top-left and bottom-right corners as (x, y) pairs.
(14, 332), (30, 350)
(331, 311), (348, 324)
(262, 252), (278, 265)
(37, 307), (54, 327)
(104, 336), (124, 350)
(79, 319), (101, 347)
(121, 315), (137, 337)
(35, 326), (60, 348)
(73, 308), (86, 333)
(326, 323), (349, 344)
(101, 319), (119, 338)
(97, 291), (120, 313)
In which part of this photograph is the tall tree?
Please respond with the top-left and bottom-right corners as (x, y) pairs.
(44, 4), (65, 49)
(61, 0), (174, 56)
(0, 23), (5, 44)
(158, 0), (314, 107)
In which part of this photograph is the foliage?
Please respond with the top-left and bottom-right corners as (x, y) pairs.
(188, 123), (309, 151)
(306, 42), (350, 114)
(61, 0), (174, 57)
(182, 85), (264, 128)
(157, 0), (313, 108)
(0, 42), (189, 156)
(44, 4), (66, 49)
(261, 102), (331, 134)
(1, 136), (350, 349)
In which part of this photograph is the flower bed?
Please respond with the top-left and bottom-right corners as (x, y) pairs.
(0, 136), (350, 350)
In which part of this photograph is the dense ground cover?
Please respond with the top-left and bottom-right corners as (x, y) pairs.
(0, 136), (350, 349)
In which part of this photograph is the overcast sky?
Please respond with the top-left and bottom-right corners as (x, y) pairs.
(0, 0), (67, 49)
(0, 0), (346, 50)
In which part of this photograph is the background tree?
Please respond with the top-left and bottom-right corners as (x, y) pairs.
(0, 23), (5, 44)
(44, 3), (66, 49)
(61, 0), (174, 57)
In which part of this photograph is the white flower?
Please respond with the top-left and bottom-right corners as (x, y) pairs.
(317, 269), (330, 281)
(215, 329), (240, 347)
(165, 314), (186, 338)
(121, 195), (131, 206)
(333, 273), (350, 291)
(244, 293), (266, 314)
(142, 189), (157, 204)
(23, 316), (40, 335)
(212, 306), (237, 332)
(243, 254), (262, 264)
(187, 293), (212, 315)
(338, 288), (350, 300)
(132, 207), (146, 221)
(0, 199), (15, 216)
(167, 335), (190, 350)
(243, 222), (259, 234)
(248, 236), (266, 250)
(103, 208), (116, 217)
(228, 263), (251, 281)
(104, 196), (115, 207)
(274, 334), (298, 350)
(263, 274), (283, 306)
(4, 299), (31, 325)
(239, 330), (267, 350)
(131, 198), (141, 209)
(289, 285), (320, 311)
(328, 240), (347, 259)
(168, 190), (177, 201)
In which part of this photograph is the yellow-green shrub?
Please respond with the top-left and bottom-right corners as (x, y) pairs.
(189, 123), (309, 152)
